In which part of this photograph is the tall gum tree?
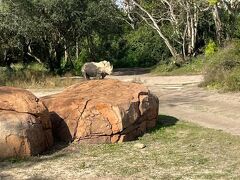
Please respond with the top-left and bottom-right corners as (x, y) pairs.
(124, 0), (209, 64)
(209, 0), (223, 45)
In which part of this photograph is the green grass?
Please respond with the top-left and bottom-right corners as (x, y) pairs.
(1, 115), (240, 179)
(151, 56), (205, 76)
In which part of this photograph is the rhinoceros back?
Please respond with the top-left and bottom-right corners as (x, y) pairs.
(82, 63), (98, 77)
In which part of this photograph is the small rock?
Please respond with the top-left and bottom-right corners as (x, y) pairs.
(134, 143), (146, 149)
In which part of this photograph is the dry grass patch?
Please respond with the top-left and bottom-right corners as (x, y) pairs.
(0, 69), (83, 89)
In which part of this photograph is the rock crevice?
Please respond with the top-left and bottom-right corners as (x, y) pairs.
(73, 99), (91, 139)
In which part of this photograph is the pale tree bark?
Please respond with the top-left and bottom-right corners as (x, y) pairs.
(26, 42), (43, 64)
(3, 49), (7, 63)
(127, 0), (179, 59)
(64, 44), (68, 62)
(123, 0), (136, 29)
(221, 0), (240, 14)
(212, 3), (223, 45)
(124, 0), (209, 62)
(76, 41), (79, 60)
(185, 1), (199, 55)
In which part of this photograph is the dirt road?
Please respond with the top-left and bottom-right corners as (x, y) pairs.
(110, 73), (240, 136)
(31, 73), (240, 136)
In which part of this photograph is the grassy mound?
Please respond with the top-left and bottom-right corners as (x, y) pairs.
(151, 56), (205, 76)
(201, 40), (240, 91)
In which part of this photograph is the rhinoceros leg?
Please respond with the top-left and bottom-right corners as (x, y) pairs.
(101, 73), (107, 79)
(96, 73), (102, 80)
(83, 72), (90, 80)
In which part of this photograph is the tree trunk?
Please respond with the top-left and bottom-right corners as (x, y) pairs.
(132, 0), (179, 59)
(47, 42), (55, 72)
(64, 44), (68, 62)
(3, 49), (7, 63)
(54, 43), (63, 73)
(212, 4), (223, 45)
(186, 2), (198, 56)
(76, 41), (79, 60)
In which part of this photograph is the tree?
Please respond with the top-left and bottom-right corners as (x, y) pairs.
(124, 0), (209, 64)
(0, 0), (124, 73)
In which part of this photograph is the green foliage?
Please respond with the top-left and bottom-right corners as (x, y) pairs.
(224, 68), (240, 91)
(26, 63), (48, 72)
(73, 50), (88, 75)
(11, 63), (25, 71)
(0, 0), (239, 73)
(114, 26), (170, 68)
(202, 40), (240, 91)
(0, 0), (124, 71)
(208, 0), (219, 6)
(205, 40), (218, 58)
(152, 56), (205, 75)
(234, 16), (240, 38)
(151, 62), (177, 75)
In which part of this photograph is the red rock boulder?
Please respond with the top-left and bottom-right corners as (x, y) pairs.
(0, 87), (53, 159)
(42, 79), (159, 143)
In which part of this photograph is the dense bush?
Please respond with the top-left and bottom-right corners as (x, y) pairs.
(151, 55), (205, 75)
(115, 26), (170, 68)
(202, 40), (240, 91)
(205, 40), (218, 58)
(224, 68), (240, 91)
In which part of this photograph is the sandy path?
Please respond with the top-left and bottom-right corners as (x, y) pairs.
(110, 74), (240, 135)
(30, 73), (240, 136)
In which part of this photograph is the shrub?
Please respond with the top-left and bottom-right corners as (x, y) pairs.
(73, 49), (88, 75)
(27, 63), (48, 72)
(11, 63), (24, 71)
(202, 40), (240, 91)
(224, 68), (240, 91)
(151, 62), (177, 75)
(205, 40), (218, 58)
(116, 25), (170, 68)
(151, 55), (205, 75)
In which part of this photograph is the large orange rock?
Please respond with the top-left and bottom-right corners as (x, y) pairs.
(42, 79), (159, 143)
(0, 87), (53, 159)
